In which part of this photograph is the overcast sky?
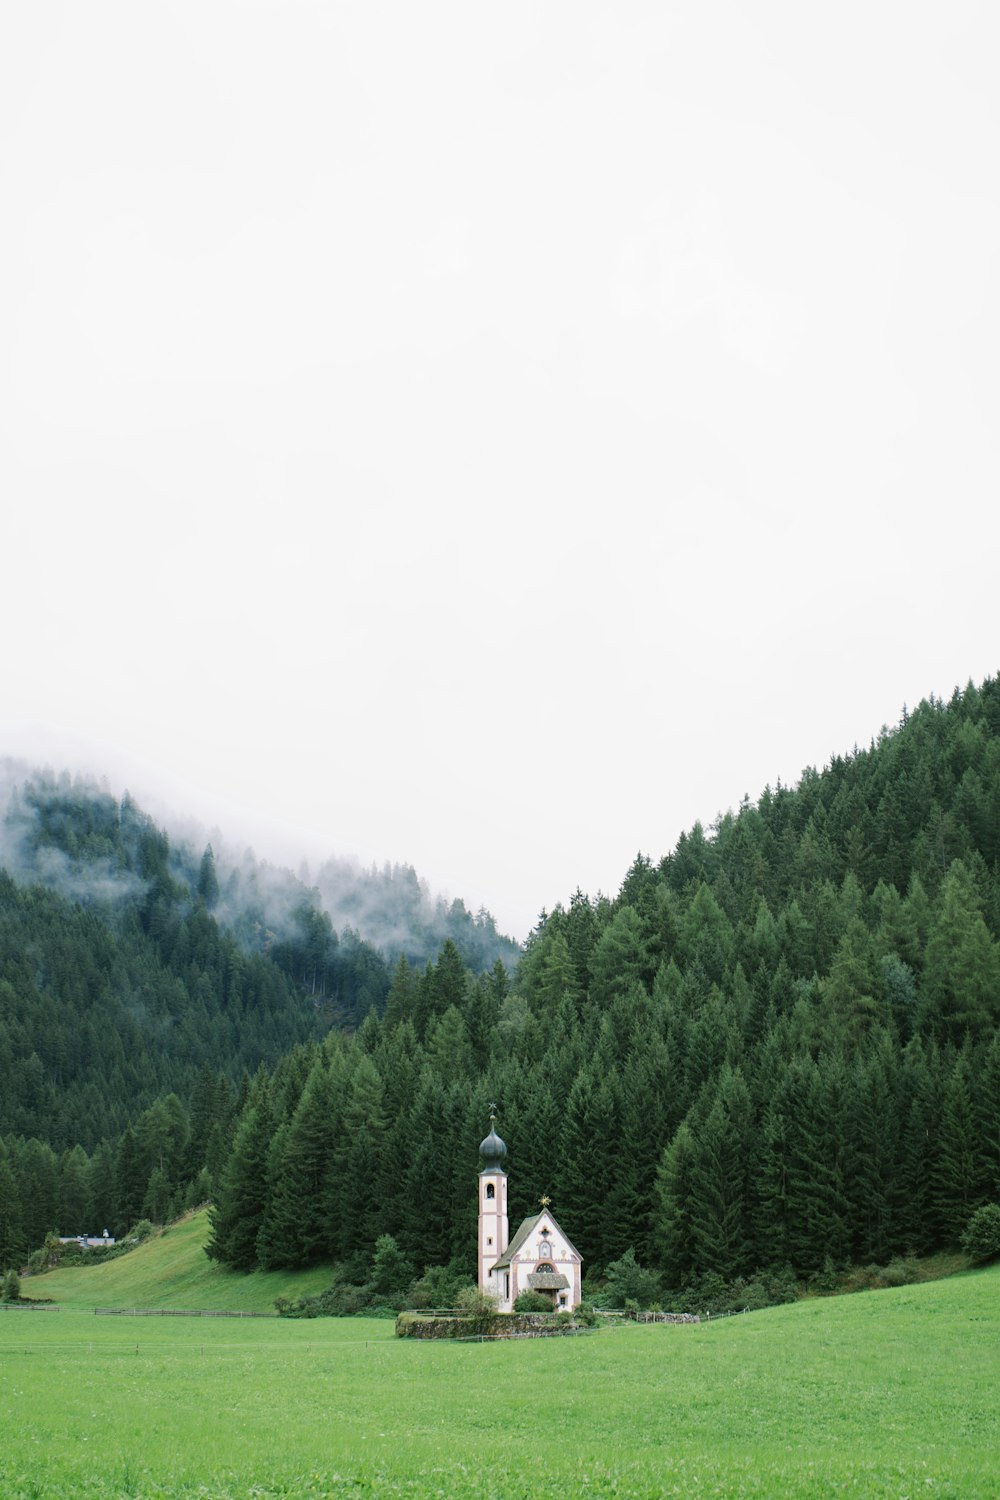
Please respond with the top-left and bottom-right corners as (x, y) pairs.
(2, 3), (998, 939)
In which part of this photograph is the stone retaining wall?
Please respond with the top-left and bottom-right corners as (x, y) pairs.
(396, 1311), (580, 1340)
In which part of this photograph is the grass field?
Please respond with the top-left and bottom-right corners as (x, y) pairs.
(2, 1216), (999, 1499)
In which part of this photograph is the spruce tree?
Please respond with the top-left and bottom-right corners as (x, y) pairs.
(0, 1143), (25, 1269)
(685, 1066), (755, 1280)
(256, 1060), (337, 1267)
(921, 862), (1000, 1040)
(654, 1121), (698, 1286)
(205, 1077), (274, 1269)
(932, 1051), (988, 1241)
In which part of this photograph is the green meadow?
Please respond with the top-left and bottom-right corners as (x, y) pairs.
(2, 1215), (999, 1499)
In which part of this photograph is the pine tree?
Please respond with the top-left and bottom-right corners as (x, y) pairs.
(399, 1067), (453, 1270)
(896, 1038), (943, 1252)
(921, 862), (1000, 1041)
(932, 1051), (988, 1241)
(114, 1128), (145, 1230)
(197, 845), (220, 909)
(555, 1063), (622, 1272)
(0, 1143), (25, 1269)
(326, 1052), (383, 1261)
(384, 955), (416, 1031)
(685, 1066), (755, 1280)
(15, 1139), (59, 1249)
(654, 1121), (698, 1285)
(85, 1141), (116, 1235)
(58, 1145), (90, 1235)
(588, 907), (651, 1008)
(846, 1037), (902, 1261)
(205, 1077), (274, 1269)
(256, 1059), (337, 1267)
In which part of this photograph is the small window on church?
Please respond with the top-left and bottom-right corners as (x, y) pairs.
(487, 1237), (493, 1246)
(486, 1183), (495, 1200)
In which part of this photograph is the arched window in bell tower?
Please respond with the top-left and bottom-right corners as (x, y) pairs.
(486, 1183), (495, 1200)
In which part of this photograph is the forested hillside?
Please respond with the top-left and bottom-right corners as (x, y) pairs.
(2, 679), (1000, 1296)
(204, 679), (1000, 1287)
(0, 774), (517, 1255)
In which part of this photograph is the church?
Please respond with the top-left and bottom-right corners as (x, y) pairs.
(477, 1111), (583, 1312)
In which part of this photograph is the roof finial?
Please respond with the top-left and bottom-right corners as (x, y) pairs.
(539, 1194), (551, 1209)
(488, 1101), (499, 1126)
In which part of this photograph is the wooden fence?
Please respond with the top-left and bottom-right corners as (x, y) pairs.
(94, 1307), (275, 1318)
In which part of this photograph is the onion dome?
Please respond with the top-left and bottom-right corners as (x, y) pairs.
(479, 1112), (507, 1170)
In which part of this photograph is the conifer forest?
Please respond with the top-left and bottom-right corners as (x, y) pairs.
(2, 677), (1000, 1297)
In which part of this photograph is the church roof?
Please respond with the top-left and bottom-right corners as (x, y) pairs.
(479, 1123), (507, 1171)
(490, 1211), (581, 1271)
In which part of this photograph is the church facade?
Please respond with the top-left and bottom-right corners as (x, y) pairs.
(477, 1113), (582, 1312)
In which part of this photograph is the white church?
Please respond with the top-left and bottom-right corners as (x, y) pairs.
(477, 1110), (582, 1312)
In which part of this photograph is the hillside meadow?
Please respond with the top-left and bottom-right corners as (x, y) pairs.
(2, 1219), (999, 1499)
(24, 1211), (332, 1314)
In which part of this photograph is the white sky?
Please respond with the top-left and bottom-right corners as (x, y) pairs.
(2, 2), (998, 940)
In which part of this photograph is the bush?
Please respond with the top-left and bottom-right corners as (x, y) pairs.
(881, 1258), (919, 1288)
(2, 1269), (21, 1302)
(604, 1248), (662, 1310)
(513, 1290), (553, 1313)
(808, 1255), (840, 1295)
(575, 1301), (599, 1327)
(407, 1262), (467, 1311)
(454, 1284), (499, 1333)
(961, 1204), (1000, 1264)
(664, 1267), (799, 1317)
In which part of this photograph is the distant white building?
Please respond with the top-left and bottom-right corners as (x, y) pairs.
(477, 1113), (582, 1312)
(57, 1230), (115, 1249)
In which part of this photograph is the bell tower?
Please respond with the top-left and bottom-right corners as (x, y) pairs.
(477, 1105), (508, 1293)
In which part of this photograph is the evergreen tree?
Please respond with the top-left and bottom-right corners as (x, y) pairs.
(15, 1139), (59, 1249)
(556, 1064), (622, 1272)
(0, 1143), (25, 1269)
(846, 1037), (901, 1261)
(197, 845), (220, 909)
(256, 1059), (337, 1267)
(685, 1066), (755, 1280)
(588, 907), (651, 1008)
(383, 955), (416, 1031)
(654, 1121), (698, 1285)
(932, 1051), (988, 1242)
(921, 862), (1000, 1041)
(205, 1077), (275, 1270)
(114, 1125), (146, 1233)
(58, 1145), (90, 1234)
